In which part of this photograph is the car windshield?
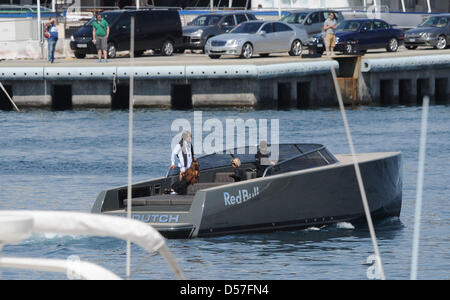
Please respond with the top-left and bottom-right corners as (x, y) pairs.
(419, 16), (449, 28)
(231, 22), (264, 34)
(280, 12), (308, 24)
(85, 12), (120, 26)
(190, 15), (221, 26)
(336, 20), (362, 32)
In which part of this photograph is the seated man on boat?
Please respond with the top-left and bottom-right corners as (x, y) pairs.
(228, 158), (246, 182)
(255, 140), (275, 177)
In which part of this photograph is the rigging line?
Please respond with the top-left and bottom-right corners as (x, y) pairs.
(410, 96), (430, 280)
(126, 15), (136, 281)
(330, 66), (386, 280)
(0, 82), (20, 112)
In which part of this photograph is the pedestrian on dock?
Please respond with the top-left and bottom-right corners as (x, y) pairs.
(92, 13), (110, 63)
(44, 18), (58, 63)
(324, 12), (337, 56)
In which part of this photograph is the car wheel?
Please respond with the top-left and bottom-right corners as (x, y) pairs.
(387, 38), (399, 52)
(289, 40), (303, 56)
(406, 45), (418, 50)
(240, 42), (253, 59)
(436, 35), (447, 50)
(209, 55), (221, 59)
(107, 43), (116, 58)
(74, 52), (86, 59)
(161, 40), (174, 56)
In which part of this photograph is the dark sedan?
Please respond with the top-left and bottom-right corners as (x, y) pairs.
(309, 19), (404, 55)
(405, 14), (450, 50)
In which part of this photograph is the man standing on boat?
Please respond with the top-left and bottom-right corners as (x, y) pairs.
(324, 12), (338, 56)
(171, 131), (195, 180)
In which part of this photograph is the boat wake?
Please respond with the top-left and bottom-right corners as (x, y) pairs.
(335, 222), (356, 230)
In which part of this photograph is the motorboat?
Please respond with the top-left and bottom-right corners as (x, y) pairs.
(91, 144), (402, 239)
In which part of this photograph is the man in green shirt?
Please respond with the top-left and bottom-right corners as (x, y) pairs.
(92, 13), (110, 62)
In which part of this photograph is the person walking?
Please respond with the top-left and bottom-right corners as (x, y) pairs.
(45, 18), (58, 63)
(324, 12), (338, 56)
(92, 13), (110, 63)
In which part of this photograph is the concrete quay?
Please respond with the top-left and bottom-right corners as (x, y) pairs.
(1, 48), (450, 110)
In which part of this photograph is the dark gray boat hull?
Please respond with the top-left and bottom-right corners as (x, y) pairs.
(93, 152), (402, 239)
(195, 152), (402, 237)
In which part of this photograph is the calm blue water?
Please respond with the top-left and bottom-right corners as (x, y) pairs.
(0, 106), (449, 280)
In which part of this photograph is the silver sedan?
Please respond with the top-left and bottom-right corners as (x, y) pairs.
(205, 20), (309, 59)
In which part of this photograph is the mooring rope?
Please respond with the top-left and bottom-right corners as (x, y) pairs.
(0, 82), (20, 112)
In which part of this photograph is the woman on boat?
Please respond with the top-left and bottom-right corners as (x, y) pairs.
(229, 158), (246, 182)
(169, 158), (200, 195)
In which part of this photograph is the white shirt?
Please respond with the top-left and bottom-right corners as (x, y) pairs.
(171, 141), (193, 172)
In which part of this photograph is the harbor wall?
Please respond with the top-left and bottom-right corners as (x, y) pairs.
(1, 55), (450, 110)
(359, 55), (450, 105)
(0, 61), (341, 110)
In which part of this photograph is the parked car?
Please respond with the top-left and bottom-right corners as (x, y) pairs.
(179, 12), (257, 53)
(70, 9), (183, 58)
(204, 21), (308, 59)
(404, 14), (450, 50)
(280, 9), (345, 36)
(309, 19), (404, 55)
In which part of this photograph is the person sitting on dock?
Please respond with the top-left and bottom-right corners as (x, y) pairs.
(229, 158), (246, 182)
(170, 130), (195, 180)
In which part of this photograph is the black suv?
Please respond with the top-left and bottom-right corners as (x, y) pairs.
(70, 9), (183, 58)
(179, 12), (257, 52)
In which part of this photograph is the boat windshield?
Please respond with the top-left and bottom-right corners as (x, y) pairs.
(231, 22), (264, 34)
(262, 146), (337, 177)
(197, 144), (337, 172)
(280, 12), (308, 24)
(419, 16), (449, 28)
(336, 20), (362, 32)
(167, 144), (338, 177)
